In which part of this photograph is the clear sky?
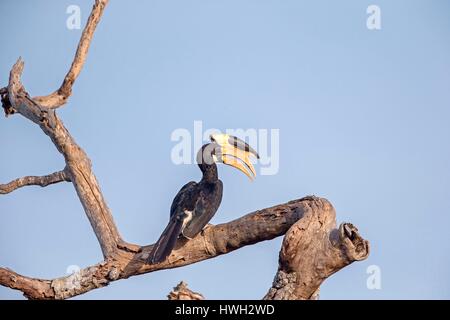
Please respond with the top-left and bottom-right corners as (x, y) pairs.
(1, 0), (449, 299)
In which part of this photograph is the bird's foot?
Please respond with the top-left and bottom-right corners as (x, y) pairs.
(182, 233), (193, 240)
(202, 223), (213, 231)
(117, 240), (142, 253)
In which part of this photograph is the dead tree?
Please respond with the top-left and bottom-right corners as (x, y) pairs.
(0, 0), (369, 300)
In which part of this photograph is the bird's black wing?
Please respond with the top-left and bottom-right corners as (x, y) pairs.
(170, 181), (198, 217)
(182, 180), (223, 238)
(148, 181), (198, 264)
(147, 212), (186, 264)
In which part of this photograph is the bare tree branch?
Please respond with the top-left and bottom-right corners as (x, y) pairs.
(168, 282), (205, 300)
(0, 268), (53, 300)
(263, 199), (369, 300)
(4, 58), (128, 258)
(0, 197), (369, 300)
(171, 197), (369, 301)
(0, 1), (370, 300)
(33, 0), (109, 109)
(0, 170), (70, 195)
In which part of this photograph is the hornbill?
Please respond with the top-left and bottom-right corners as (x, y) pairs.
(147, 133), (259, 264)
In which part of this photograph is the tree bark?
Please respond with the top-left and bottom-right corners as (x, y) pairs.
(168, 282), (205, 300)
(0, 0), (369, 300)
(263, 198), (369, 300)
(0, 170), (70, 195)
(33, 0), (109, 109)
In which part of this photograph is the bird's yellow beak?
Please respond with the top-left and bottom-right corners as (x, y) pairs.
(210, 133), (259, 180)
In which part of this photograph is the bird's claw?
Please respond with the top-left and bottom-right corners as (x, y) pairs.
(182, 233), (193, 240)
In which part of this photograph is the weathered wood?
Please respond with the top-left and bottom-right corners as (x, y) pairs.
(33, 0), (109, 109)
(0, 197), (368, 299)
(5, 59), (124, 258)
(0, 170), (70, 194)
(264, 198), (369, 300)
(168, 282), (205, 300)
(0, 0), (369, 300)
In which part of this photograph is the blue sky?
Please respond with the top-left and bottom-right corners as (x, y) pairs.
(1, 0), (449, 299)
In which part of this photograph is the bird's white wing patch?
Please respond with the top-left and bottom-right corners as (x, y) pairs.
(181, 210), (193, 235)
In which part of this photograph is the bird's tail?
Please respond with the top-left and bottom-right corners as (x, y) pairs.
(147, 214), (184, 264)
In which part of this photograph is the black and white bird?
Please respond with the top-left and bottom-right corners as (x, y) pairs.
(147, 133), (259, 264)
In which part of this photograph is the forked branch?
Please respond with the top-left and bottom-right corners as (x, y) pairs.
(168, 282), (205, 300)
(33, 0), (109, 109)
(0, 197), (368, 299)
(0, 0), (369, 300)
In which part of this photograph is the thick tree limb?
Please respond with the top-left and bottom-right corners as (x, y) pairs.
(0, 197), (368, 299)
(3, 58), (126, 258)
(0, 268), (53, 299)
(33, 0), (109, 109)
(0, 170), (70, 195)
(263, 198), (369, 300)
(171, 197), (369, 301)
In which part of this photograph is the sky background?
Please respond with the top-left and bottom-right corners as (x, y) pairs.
(1, 0), (450, 299)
